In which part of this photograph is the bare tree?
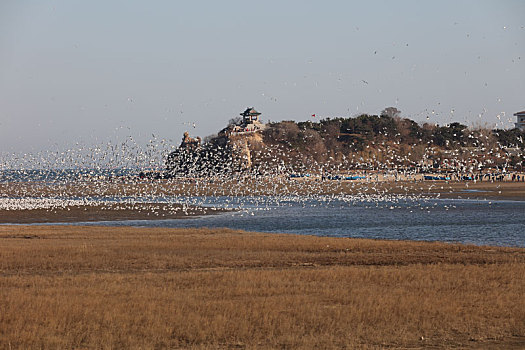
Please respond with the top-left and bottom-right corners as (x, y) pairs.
(228, 117), (242, 126)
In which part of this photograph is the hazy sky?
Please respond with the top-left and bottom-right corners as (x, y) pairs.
(1, 1), (524, 153)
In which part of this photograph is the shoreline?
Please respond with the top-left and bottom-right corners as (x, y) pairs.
(0, 203), (229, 224)
(2, 177), (525, 199)
(0, 180), (523, 226)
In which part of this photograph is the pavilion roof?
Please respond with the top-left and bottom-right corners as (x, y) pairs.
(240, 107), (261, 117)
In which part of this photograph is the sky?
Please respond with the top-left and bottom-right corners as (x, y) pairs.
(1, 0), (524, 153)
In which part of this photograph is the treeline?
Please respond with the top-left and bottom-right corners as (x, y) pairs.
(256, 111), (524, 172)
(265, 113), (524, 151)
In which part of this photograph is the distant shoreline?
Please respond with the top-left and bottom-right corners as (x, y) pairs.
(2, 176), (524, 198)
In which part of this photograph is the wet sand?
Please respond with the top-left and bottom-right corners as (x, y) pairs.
(1, 180), (524, 224)
(0, 203), (229, 224)
(1, 177), (525, 199)
(381, 180), (525, 201)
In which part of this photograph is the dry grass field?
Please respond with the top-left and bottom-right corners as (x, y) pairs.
(1, 225), (524, 349)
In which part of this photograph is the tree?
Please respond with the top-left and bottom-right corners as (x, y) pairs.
(228, 116), (242, 126)
(380, 107), (401, 119)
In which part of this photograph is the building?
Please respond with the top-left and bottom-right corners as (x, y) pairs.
(515, 110), (525, 131)
(241, 107), (261, 123)
(231, 107), (266, 134)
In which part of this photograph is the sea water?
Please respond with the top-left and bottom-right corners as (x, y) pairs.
(79, 196), (525, 248)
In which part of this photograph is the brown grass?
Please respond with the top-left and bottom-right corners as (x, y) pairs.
(1, 225), (524, 349)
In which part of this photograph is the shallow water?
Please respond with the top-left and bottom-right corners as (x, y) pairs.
(77, 196), (525, 247)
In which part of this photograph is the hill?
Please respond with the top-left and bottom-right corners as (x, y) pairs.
(165, 109), (525, 177)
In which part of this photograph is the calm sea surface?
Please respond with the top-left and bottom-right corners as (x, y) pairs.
(79, 196), (525, 248)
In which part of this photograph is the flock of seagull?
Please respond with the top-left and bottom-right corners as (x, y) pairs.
(0, 131), (519, 222)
